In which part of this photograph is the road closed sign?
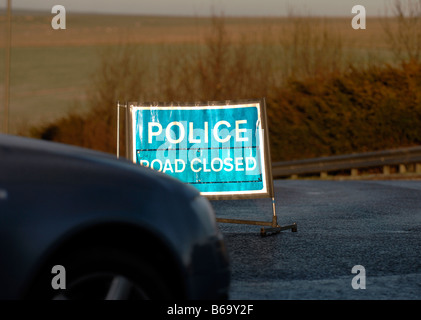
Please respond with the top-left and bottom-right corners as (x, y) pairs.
(127, 100), (274, 199)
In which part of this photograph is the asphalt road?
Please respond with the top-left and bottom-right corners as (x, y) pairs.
(211, 180), (421, 300)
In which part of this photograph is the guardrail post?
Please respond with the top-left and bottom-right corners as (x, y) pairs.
(383, 165), (391, 175)
(399, 164), (406, 174)
(351, 168), (358, 177)
(320, 171), (328, 179)
(416, 163), (421, 174)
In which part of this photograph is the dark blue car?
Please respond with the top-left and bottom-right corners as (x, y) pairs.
(0, 134), (230, 300)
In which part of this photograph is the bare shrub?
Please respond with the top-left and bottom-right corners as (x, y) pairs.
(32, 16), (276, 153)
(277, 15), (344, 81)
(32, 13), (421, 162)
(31, 43), (151, 154)
(382, 0), (421, 62)
(156, 16), (275, 101)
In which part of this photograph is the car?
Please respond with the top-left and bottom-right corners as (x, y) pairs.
(0, 133), (230, 300)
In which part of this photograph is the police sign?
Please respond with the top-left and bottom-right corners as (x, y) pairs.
(127, 100), (274, 200)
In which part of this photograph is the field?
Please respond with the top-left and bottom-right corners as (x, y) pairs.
(0, 11), (400, 134)
(1, 10), (420, 162)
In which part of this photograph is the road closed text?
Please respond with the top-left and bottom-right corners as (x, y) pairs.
(139, 156), (257, 174)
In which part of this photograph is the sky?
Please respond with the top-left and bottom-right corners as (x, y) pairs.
(2, 0), (393, 17)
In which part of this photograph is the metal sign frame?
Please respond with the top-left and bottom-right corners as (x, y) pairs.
(117, 99), (296, 236)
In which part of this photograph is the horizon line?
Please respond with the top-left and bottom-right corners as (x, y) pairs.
(0, 8), (391, 19)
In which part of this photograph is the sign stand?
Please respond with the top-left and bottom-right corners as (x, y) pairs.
(116, 100), (297, 236)
(216, 197), (297, 236)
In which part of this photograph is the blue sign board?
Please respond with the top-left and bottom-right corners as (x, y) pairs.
(128, 101), (273, 199)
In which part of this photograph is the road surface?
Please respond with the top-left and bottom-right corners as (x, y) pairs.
(211, 180), (421, 300)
